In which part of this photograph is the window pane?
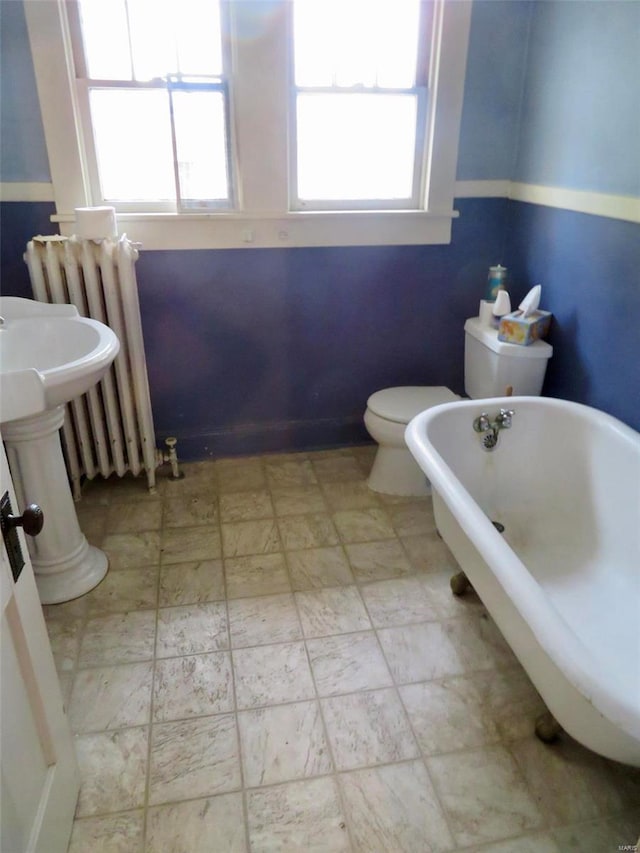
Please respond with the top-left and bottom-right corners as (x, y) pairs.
(296, 93), (417, 200)
(127, 0), (176, 80)
(78, 0), (132, 79)
(172, 90), (229, 203)
(79, 0), (224, 81)
(89, 89), (175, 201)
(175, 0), (223, 76)
(294, 0), (420, 89)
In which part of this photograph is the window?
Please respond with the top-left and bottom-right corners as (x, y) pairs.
(25, 0), (472, 248)
(291, 0), (428, 209)
(71, 0), (232, 211)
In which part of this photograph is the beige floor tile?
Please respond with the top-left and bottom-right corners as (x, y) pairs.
(75, 727), (148, 817)
(387, 502), (438, 537)
(379, 622), (469, 684)
(296, 586), (371, 637)
(287, 546), (355, 590)
(426, 745), (544, 846)
(321, 481), (381, 511)
(77, 506), (108, 543)
(159, 461), (216, 496)
(321, 688), (418, 771)
(101, 531), (161, 571)
(475, 834), (561, 853)
(79, 612), (156, 667)
(401, 532), (460, 573)
(233, 641), (316, 709)
(161, 525), (222, 564)
(380, 615), (514, 685)
(104, 499), (163, 534)
(246, 777), (351, 852)
(221, 518), (281, 557)
(159, 559), (225, 606)
(551, 812), (639, 853)
(163, 494), (218, 528)
(225, 553), (291, 598)
(228, 592), (302, 648)
(219, 489), (273, 522)
(402, 669), (547, 757)
(68, 812), (144, 853)
(345, 539), (413, 582)
(264, 457), (318, 488)
(68, 662), (153, 733)
(153, 651), (234, 720)
(85, 566), (159, 615)
(360, 576), (442, 627)
(215, 458), (266, 492)
(277, 512), (340, 550)
(339, 760), (454, 853)
(509, 736), (634, 827)
(271, 484), (327, 516)
(42, 594), (88, 622)
(238, 700), (332, 787)
(149, 714), (241, 804)
(419, 570), (485, 619)
(306, 631), (392, 696)
(332, 508), (396, 543)
(145, 794), (247, 853)
(45, 617), (84, 674)
(156, 602), (228, 657)
(312, 456), (365, 483)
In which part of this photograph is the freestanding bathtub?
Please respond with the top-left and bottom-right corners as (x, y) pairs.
(406, 396), (640, 767)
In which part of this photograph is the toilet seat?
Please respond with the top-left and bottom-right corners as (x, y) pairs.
(367, 386), (459, 424)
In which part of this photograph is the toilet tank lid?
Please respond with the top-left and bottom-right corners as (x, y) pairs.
(367, 386), (460, 423)
(465, 317), (553, 359)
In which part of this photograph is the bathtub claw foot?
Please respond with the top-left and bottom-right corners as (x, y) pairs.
(450, 571), (471, 596)
(535, 711), (563, 744)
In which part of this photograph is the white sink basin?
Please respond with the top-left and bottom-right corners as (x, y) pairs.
(0, 296), (120, 424)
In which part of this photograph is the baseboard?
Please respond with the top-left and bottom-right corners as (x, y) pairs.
(159, 416), (371, 461)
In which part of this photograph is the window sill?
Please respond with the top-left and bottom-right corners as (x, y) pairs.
(53, 209), (459, 250)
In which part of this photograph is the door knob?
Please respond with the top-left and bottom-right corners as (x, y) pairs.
(5, 504), (44, 537)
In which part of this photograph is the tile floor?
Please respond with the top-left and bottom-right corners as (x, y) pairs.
(42, 447), (640, 852)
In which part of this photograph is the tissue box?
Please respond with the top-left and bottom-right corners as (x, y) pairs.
(498, 310), (552, 346)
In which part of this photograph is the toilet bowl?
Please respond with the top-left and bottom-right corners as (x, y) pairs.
(363, 315), (553, 496)
(364, 386), (460, 496)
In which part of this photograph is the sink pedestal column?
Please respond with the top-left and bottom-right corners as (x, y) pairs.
(3, 406), (108, 604)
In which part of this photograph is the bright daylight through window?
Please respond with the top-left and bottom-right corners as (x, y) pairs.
(292, 0), (426, 209)
(75, 0), (231, 210)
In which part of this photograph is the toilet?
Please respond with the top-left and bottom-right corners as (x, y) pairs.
(364, 315), (553, 496)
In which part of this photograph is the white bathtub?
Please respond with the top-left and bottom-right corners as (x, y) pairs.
(406, 396), (640, 767)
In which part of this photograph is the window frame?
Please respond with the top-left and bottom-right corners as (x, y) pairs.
(67, 0), (236, 213)
(24, 0), (472, 249)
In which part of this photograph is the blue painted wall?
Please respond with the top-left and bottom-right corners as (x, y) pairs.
(505, 0), (640, 431)
(457, 0), (532, 181)
(1, 0), (639, 452)
(514, 0), (640, 196)
(0, 0), (50, 182)
(135, 199), (508, 455)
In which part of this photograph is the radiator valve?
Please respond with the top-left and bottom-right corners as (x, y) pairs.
(157, 436), (183, 480)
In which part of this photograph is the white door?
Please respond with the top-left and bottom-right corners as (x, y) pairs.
(0, 434), (79, 853)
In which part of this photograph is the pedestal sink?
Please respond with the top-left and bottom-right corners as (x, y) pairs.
(0, 297), (120, 603)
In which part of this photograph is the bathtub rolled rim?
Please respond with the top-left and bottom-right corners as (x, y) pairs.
(405, 395), (640, 740)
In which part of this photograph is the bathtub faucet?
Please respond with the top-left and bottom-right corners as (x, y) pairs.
(473, 408), (515, 450)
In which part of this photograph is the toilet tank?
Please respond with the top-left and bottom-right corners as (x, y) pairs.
(464, 318), (553, 398)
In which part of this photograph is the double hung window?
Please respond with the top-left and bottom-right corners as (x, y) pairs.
(71, 0), (232, 211)
(25, 0), (471, 247)
(291, 0), (429, 209)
